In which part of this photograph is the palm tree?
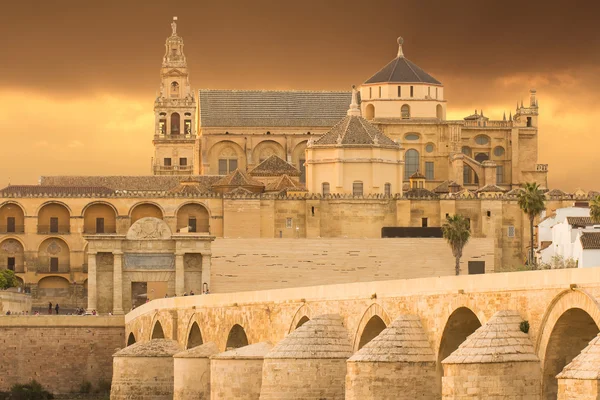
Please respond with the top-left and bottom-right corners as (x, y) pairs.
(517, 182), (546, 268)
(442, 214), (471, 275)
(591, 196), (600, 224)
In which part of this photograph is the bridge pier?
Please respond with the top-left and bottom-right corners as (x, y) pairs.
(556, 333), (600, 400)
(173, 342), (219, 400)
(346, 315), (437, 399)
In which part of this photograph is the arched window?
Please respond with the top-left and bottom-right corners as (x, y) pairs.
(493, 146), (505, 157)
(218, 147), (238, 175)
(365, 104), (375, 120)
(475, 135), (490, 145)
(352, 181), (363, 196)
(171, 112), (180, 135)
(384, 183), (391, 196)
(404, 149), (420, 180)
(461, 146), (472, 157)
(401, 104), (410, 119)
(170, 81), (179, 97)
(475, 153), (489, 163)
(322, 182), (330, 196)
(436, 104), (443, 120)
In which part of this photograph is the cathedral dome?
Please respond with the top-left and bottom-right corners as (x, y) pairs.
(364, 37), (441, 85)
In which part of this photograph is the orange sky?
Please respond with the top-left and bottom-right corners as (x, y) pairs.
(1, 0), (599, 190)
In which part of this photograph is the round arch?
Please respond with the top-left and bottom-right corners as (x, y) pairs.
(186, 321), (203, 349)
(365, 104), (375, 120)
(252, 140), (286, 165)
(288, 303), (313, 334)
(127, 332), (136, 346)
(353, 303), (392, 351)
(37, 237), (70, 274)
(208, 140), (246, 175)
(0, 201), (27, 217)
(175, 202), (210, 233)
(37, 275), (70, 289)
(226, 324), (249, 350)
(129, 202), (165, 224)
(82, 202), (118, 234)
(35, 200), (72, 216)
(80, 201), (119, 218)
(0, 238), (25, 273)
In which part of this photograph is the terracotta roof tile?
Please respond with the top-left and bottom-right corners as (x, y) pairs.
(567, 217), (595, 227)
(0, 185), (114, 196)
(313, 115), (398, 147)
(212, 169), (265, 188)
(40, 176), (221, 192)
(476, 184), (508, 193)
(265, 175), (305, 192)
(249, 155), (300, 177)
(557, 334), (600, 379)
(364, 50), (441, 85)
(581, 232), (600, 250)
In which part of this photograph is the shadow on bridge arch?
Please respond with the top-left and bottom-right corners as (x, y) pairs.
(288, 304), (313, 333)
(536, 289), (600, 400)
(226, 324), (249, 350)
(151, 320), (165, 339)
(186, 321), (203, 349)
(127, 332), (136, 346)
(437, 306), (482, 392)
(353, 303), (391, 351)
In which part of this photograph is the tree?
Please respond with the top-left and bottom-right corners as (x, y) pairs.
(517, 182), (546, 268)
(0, 269), (18, 290)
(591, 195), (600, 224)
(442, 214), (471, 275)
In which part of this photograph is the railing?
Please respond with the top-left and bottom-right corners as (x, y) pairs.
(0, 225), (25, 234)
(5, 265), (25, 273)
(83, 224), (117, 234)
(536, 164), (548, 172)
(154, 134), (196, 140)
(463, 120), (512, 128)
(153, 165), (194, 173)
(35, 262), (70, 274)
(37, 225), (70, 234)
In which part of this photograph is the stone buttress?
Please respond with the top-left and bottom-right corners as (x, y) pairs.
(110, 339), (182, 400)
(442, 310), (541, 399)
(173, 342), (219, 400)
(210, 341), (273, 400)
(557, 333), (600, 399)
(259, 314), (353, 399)
(345, 314), (437, 399)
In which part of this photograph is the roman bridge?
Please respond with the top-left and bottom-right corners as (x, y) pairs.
(125, 267), (600, 399)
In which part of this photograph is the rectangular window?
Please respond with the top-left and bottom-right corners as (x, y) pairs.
(229, 159), (238, 172)
(410, 86), (414, 97)
(6, 217), (15, 233)
(96, 218), (104, 234)
(50, 217), (59, 233)
(164, 158), (172, 167)
(508, 226), (515, 237)
(50, 257), (59, 272)
(496, 165), (504, 184)
(468, 261), (485, 275)
(369, 87), (372, 98)
(299, 159), (306, 184)
(7, 257), (15, 271)
(397, 86), (401, 97)
(184, 120), (192, 135)
(436, 87), (438, 99)
(384, 183), (391, 196)
(422, 218), (428, 227)
(425, 162), (434, 180)
(353, 182), (363, 196)
(322, 183), (330, 196)
(286, 218), (293, 229)
(378, 87), (382, 98)
(179, 157), (187, 166)
(189, 217), (197, 233)
(428, 87), (431, 97)
(159, 119), (166, 134)
(527, 117), (532, 127)
(218, 159), (228, 175)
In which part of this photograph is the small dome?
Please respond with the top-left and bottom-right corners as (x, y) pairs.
(114, 339), (182, 358)
(211, 342), (273, 360)
(557, 333), (600, 380)
(313, 116), (398, 148)
(174, 342), (219, 358)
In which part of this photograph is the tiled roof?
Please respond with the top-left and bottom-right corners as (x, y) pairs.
(249, 155), (300, 177)
(0, 185), (114, 196)
(557, 333), (600, 379)
(313, 115), (398, 147)
(539, 241), (553, 251)
(114, 339), (182, 358)
(198, 89), (351, 127)
(442, 310), (538, 364)
(581, 232), (600, 250)
(404, 187), (438, 198)
(265, 175), (305, 192)
(348, 315), (435, 363)
(174, 342), (219, 359)
(364, 55), (441, 85)
(410, 171), (426, 179)
(212, 169), (265, 188)
(264, 314), (352, 359)
(506, 188), (524, 196)
(169, 179), (213, 195)
(546, 188), (567, 197)
(433, 180), (463, 194)
(476, 184), (508, 193)
(40, 176), (222, 192)
(212, 342), (273, 360)
(567, 217), (595, 227)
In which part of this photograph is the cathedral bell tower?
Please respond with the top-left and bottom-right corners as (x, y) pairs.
(152, 17), (197, 175)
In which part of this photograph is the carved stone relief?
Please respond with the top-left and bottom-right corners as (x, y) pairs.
(1, 239), (22, 254)
(184, 254), (202, 270)
(126, 217), (171, 241)
(47, 241), (62, 255)
(124, 253), (175, 270)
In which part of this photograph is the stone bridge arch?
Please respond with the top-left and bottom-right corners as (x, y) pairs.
(536, 289), (600, 399)
(353, 303), (392, 351)
(126, 332), (136, 346)
(288, 303), (313, 334)
(149, 310), (177, 341)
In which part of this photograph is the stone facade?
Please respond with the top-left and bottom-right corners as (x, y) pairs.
(173, 342), (219, 400)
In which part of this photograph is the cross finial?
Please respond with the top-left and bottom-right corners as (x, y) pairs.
(397, 37), (404, 58)
(171, 16), (178, 35)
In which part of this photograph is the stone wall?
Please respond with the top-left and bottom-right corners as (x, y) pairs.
(0, 291), (31, 314)
(0, 316), (124, 394)
(558, 378), (600, 400)
(210, 238), (494, 293)
(210, 358), (264, 399)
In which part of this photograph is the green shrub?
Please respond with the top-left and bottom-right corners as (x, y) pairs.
(9, 380), (54, 400)
(0, 269), (18, 290)
(520, 320), (530, 334)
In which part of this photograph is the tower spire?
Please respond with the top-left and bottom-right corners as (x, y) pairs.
(397, 37), (404, 58)
(347, 85), (361, 116)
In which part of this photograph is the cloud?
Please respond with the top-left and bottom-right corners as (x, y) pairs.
(67, 140), (84, 148)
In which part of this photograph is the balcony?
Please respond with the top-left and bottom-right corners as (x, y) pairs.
(463, 120), (512, 128)
(5, 265), (25, 273)
(0, 225), (24, 234)
(35, 262), (70, 274)
(83, 224), (117, 235)
(153, 165), (194, 175)
(37, 225), (70, 235)
(154, 133), (196, 141)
